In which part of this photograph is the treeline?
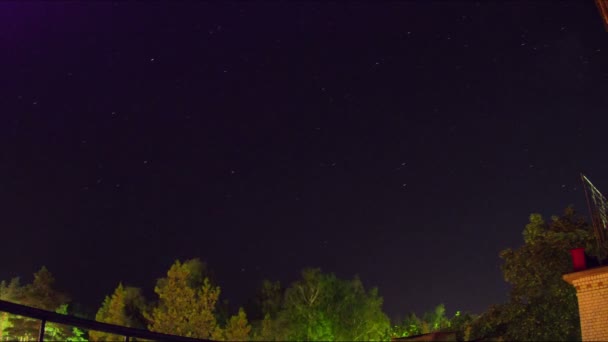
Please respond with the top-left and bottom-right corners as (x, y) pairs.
(0, 262), (461, 341)
(0, 206), (595, 341)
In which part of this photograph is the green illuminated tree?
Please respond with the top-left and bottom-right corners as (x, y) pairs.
(392, 305), (467, 339)
(448, 310), (476, 341)
(90, 283), (147, 341)
(146, 258), (220, 339)
(4, 267), (70, 340)
(42, 304), (83, 341)
(276, 268), (390, 341)
(422, 304), (450, 332)
(471, 207), (592, 341)
(392, 312), (423, 338)
(0, 277), (24, 340)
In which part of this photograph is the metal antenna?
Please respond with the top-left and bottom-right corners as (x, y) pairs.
(581, 173), (608, 264)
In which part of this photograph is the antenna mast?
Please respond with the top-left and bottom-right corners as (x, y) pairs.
(581, 173), (608, 264)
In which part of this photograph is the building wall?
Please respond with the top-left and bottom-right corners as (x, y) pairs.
(565, 267), (608, 341)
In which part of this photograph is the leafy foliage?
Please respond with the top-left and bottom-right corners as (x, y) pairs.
(0, 267), (84, 341)
(268, 268), (390, 341)
(2, 212), (592, 342)
(3, 267), (71, 340)
(0, 277), (23, 340)
(90, 283), (147, 341)
(391, 305), (471, 339)
(470, 207), (591, 341)
(145, 259), (220, 339)
(221, 307), (251, 341)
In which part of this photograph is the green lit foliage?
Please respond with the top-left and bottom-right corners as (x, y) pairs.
(448, 310), (476, 341)
(332, 276), (391, 341)
(146, 258), (220, 339)
(392, 304), (467, 339)
(422, 304), (450, 332)
(0, 277), (23, 340)
(42, 304), (86, 341)
(470, 207), (591, 341)
(272, 268), (390, 341)
(392, 313), (423, 338)
(66, 327), (88, 342)
(4, 267), (70, 340)
(90, 283), (147, 341)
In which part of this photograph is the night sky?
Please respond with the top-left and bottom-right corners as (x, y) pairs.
(2, 2), (608, 320)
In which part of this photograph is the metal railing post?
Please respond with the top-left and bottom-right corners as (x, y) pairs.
(38, 319), (46, 342)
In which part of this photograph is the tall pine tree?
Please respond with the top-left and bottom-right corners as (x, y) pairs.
(90, 283), (147, 341)
(146, 259), (220, 339)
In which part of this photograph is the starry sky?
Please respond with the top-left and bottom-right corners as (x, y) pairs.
(2, 2), (608, 320)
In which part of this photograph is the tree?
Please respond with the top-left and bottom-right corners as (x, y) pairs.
(448, 310), (476, 341)
(4, 266), (70, 340)
(253, 280), (282, 320)
(472, 207), (592, 341)
(392, 304), (465, 339)
(276, 268), (390, 341)
(253, 313), (277, 341)
(90, 283), (148, 341)
(392, 312), (423, 338)
(0, 277), (24, 340)
(218, 307), (251, 341)
(43, 304), (86, 341)
(146, 259), (220, 339)
(248, 279), (284, 341)
(331, 276), (391, 341)
(20, 266), (69, 310)
(432, 304), (450, 331)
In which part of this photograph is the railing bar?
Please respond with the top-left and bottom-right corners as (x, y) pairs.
(38, 319), (46, 342)
(0, 299), (210, 342)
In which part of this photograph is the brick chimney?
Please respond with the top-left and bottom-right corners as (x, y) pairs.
(563, 262), (608, 341)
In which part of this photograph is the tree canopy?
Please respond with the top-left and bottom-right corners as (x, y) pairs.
(469, 207), (591, 341)
(145, 258), (221, 339)
(90, 283), (147, 341)
(0, 208), (594, 341)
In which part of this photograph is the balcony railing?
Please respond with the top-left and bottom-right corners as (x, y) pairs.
(0, 299), (212, 342)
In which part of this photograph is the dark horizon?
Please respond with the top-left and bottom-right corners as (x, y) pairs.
(2, 1), (608, 320)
